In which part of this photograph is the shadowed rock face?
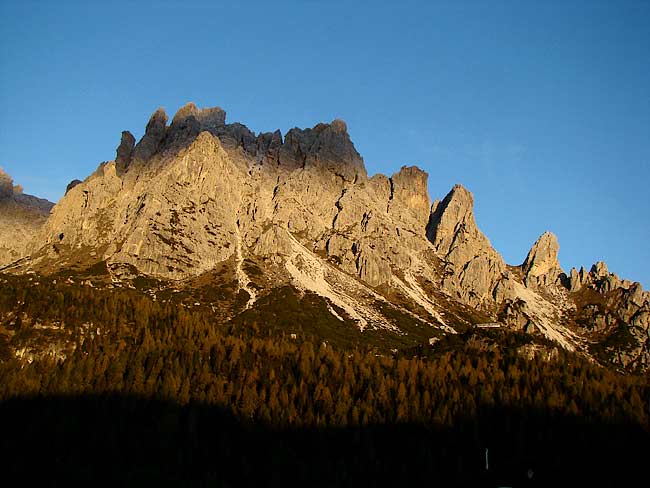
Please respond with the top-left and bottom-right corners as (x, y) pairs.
(0, 168), (13, 200)
(279, 119), (367, 182)
(65, 180), (83, 195)
(115, 131), (136, 174)
(132, 108), (168, 162)
(171, 102), (226, 129)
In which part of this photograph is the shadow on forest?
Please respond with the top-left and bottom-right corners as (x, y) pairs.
(0, 394), (647, 487)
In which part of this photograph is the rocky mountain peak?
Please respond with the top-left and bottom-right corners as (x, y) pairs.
(171, 102), (197, 125)
(132, 108), (169, 162)
(522, 231), (563, 288)
(171, 102), (227, 129)
(146, 107), (169, 132)
(329, 118), (348, 134)
(0, 167), (14, 200)
(426, 184), (476, 253)
(389, 166), (431, 225)
(115, 131), (136, 174)
(591, 261), (609, 277)
(280, 120), (366, 182)
(426, 184), (505, 308)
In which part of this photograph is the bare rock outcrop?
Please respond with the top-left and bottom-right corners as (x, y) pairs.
(521, 231), (564, 288)
(132, 108), (168, 162)
(568, 266), (590, 292)
(0, 168), (53, 266)
(171, 102), (226, 129)
(279, 120), (367, 182)
(568, 261), (636, 296)
(40, 130), (247, 279)
(217, 123), (258, 153)
(115, 131), (136, 174)
(426, 184), (506, 308)
(255, 130), (283, 164)
(0, 167), (13, 200)
(65, 179), (83, 195)
(23, 104), (435, 289)
(388, 166), (431, 227)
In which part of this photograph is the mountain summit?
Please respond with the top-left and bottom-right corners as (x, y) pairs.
(1, 104), (648, 372)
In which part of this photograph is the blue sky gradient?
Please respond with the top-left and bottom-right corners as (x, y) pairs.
(1, 0), (648, 286)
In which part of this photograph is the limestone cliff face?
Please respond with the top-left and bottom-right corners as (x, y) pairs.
(521, 231), (564, 288)
(5, 102), (649, 372)
(321, 165), (434, 287)
(115, 131), (135, 174)
(41, 130), (246, 279)
(131, 108), (168, 163)
(0, 168), (53, 266)
(37, 104), (437, 289)
(426, 184), (506, 308)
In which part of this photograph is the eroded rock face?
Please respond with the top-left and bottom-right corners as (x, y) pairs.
(522, 231), (564, 288)
(568, 267), (590, 292)
(10, 107), (507, 300)
(569, 261), (638, 299)
(132, 108), (168, 162)
(0, 168), (53, 266)
(65, 179), (82, 195)
(5, 102), (648, 372)
(25, 104), (435, 290)
(115, 131), (136, 174)
(171, 102), (226, 128)
(388, 166), (431, 227)
(0, 168), (13, 200)
(40, 130), (247, 279)
(426, 184), (506, 308)
(279, 120), (367, 183)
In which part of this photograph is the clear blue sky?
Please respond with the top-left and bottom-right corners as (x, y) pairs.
(1, 0), (648, 287)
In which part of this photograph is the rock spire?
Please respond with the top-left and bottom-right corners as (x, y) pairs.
(522, 231), (563, 288)
(426, 184), (505, 308)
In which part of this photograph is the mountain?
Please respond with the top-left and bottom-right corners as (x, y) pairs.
(1, 103), (649, 372)
(0, 167), (53, 265)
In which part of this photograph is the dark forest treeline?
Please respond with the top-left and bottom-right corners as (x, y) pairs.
(0, 275), (649, 486)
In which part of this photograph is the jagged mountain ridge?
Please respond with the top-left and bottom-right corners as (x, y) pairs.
(1, 103), (648, 372)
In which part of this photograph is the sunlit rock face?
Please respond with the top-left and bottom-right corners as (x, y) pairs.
(521, 231), (564, 288)
(0, 167), (53, 266)
(2, 102), (648, 372)
(426, 184), (506, 308)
